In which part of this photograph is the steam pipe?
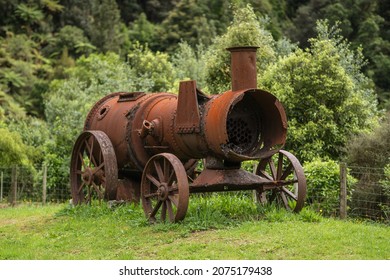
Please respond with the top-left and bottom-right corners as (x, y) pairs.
(227, 46), (258, 91)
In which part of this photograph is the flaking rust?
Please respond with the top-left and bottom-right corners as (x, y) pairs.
(70, 46), (307, 223)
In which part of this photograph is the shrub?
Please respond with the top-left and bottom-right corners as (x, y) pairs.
(304, 158), (356, 216)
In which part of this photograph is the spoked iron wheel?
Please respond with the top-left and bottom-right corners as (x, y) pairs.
(70, 130), (118, 205)
(256, 150), (306, 212)
(141, 153), (189, 223)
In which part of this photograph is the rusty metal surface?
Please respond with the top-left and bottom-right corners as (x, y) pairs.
(256, 150), (307, 212)
(204, 88), (287, 161)
(176, 80), (201, 134)
(70, 130), (118, 204)
(71, 45), (307, 221)
(227, 46), (258, 91)
(116, 178), (140, 203)
(141, 153), (189, 223)
(190, 168), (270, 192)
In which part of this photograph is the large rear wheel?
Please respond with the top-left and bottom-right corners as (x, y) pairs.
(256, 150), (306, 212)
(70, 130), (118, 204)
(141, 153), (189, 223)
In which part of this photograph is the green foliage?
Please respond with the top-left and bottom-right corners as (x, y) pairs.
(379, 164), (390, 220)
(127, 43), (175, 92)
(15, 3), (44, 25)
(128, 13), (160, 51)
(304, 159), (356, 216)
(288, 0), (390, 110)
(160, 0), (217, 52)
(346, 114), (390, 221)
(346, 113), (390, 168)
(0, 33), (52, 117)
(0, 126), (31, 167)
(89, 0), (125, 54)
(204, 4), (276, 93)
(261, 21), (379, 162)
(171, 41), (207, 88)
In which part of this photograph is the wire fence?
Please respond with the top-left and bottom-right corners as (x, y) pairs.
(0, 165), (70, 205)
(0, 163), (389, 222)
(347, 166), (389, 221)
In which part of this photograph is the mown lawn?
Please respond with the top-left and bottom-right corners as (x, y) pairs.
(0, 196), (389, 260)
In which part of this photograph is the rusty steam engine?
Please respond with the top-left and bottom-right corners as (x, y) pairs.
(70, 46), (307, 222)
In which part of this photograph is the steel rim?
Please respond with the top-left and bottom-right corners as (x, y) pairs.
(256, 150), (306, 212)
(70, 130), (118, 205)
(141, 153), (189, 223)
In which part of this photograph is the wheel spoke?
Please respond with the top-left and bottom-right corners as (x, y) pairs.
(280, 163), (293, 180)
(89, 138), (94, 165)
(169, 194), (179, 208)
(154, 160), (164, 183)
(269, 159), (277, 180)
(167, 170), (175, 185)
(77, 181), (86, 194)
(163, 158), (170, 183)
(92, 162), (105, 174)
(146, 174), (161, 188)
(92, 182), (104, 199)
(144, 192), (158, 199)
(166, 199), (174, 222)
(281, 186), (297, 201)
(161, 201), (167, 222)
(149, 200), (163, 219)
(280, 191), (290, 209)
(79, 152), (87, 169)
(277, 153), (283, 179)
(86, 185), (92, 204)
(258, 170), (273, 181)
(280, 179), (299, 185)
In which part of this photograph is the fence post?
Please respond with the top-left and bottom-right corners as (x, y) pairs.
(9, 166), (17, 206)
(42, 164), (47, 204)
(340, 162), (347, 219)
(252, 162), (258, 203)
(0, 171), (3, 202)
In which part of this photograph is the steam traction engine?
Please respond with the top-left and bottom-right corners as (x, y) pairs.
(70, 47), (307, 223)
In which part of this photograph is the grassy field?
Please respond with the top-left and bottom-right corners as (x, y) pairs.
(0, 194), (389, 260)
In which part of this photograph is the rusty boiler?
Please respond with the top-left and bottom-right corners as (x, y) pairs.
(70, 46), (307, 223)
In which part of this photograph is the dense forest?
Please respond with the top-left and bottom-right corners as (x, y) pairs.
(0, 0), (389, 207)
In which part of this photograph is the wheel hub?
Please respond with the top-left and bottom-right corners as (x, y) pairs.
(82, 168), (94, 185)
(157, 184), (169, 201)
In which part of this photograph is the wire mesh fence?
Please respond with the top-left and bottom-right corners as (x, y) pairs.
(1, 163), (389, 223)
(348, 166), (389, 221)
(0, 165), (70, 205)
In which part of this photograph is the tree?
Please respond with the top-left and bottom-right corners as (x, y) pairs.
(0, 33), (52, 117)
(287, 0), (390, 110)
(127, 43), (176, 92)
(128, 13), (160, 51)
(160, 0), (217, 52)
(204, 4), (277, 93)
(260, 21), (379, 162)
(171, 41), (207, 89)
(0, 126), (30, 167)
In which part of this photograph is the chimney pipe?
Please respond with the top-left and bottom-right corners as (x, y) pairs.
(227, 46), (258, 91)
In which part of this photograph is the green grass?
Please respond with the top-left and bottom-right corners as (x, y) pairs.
(0, 194), (389, 260)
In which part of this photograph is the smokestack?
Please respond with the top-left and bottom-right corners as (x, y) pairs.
(227, 46), (258, 91)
